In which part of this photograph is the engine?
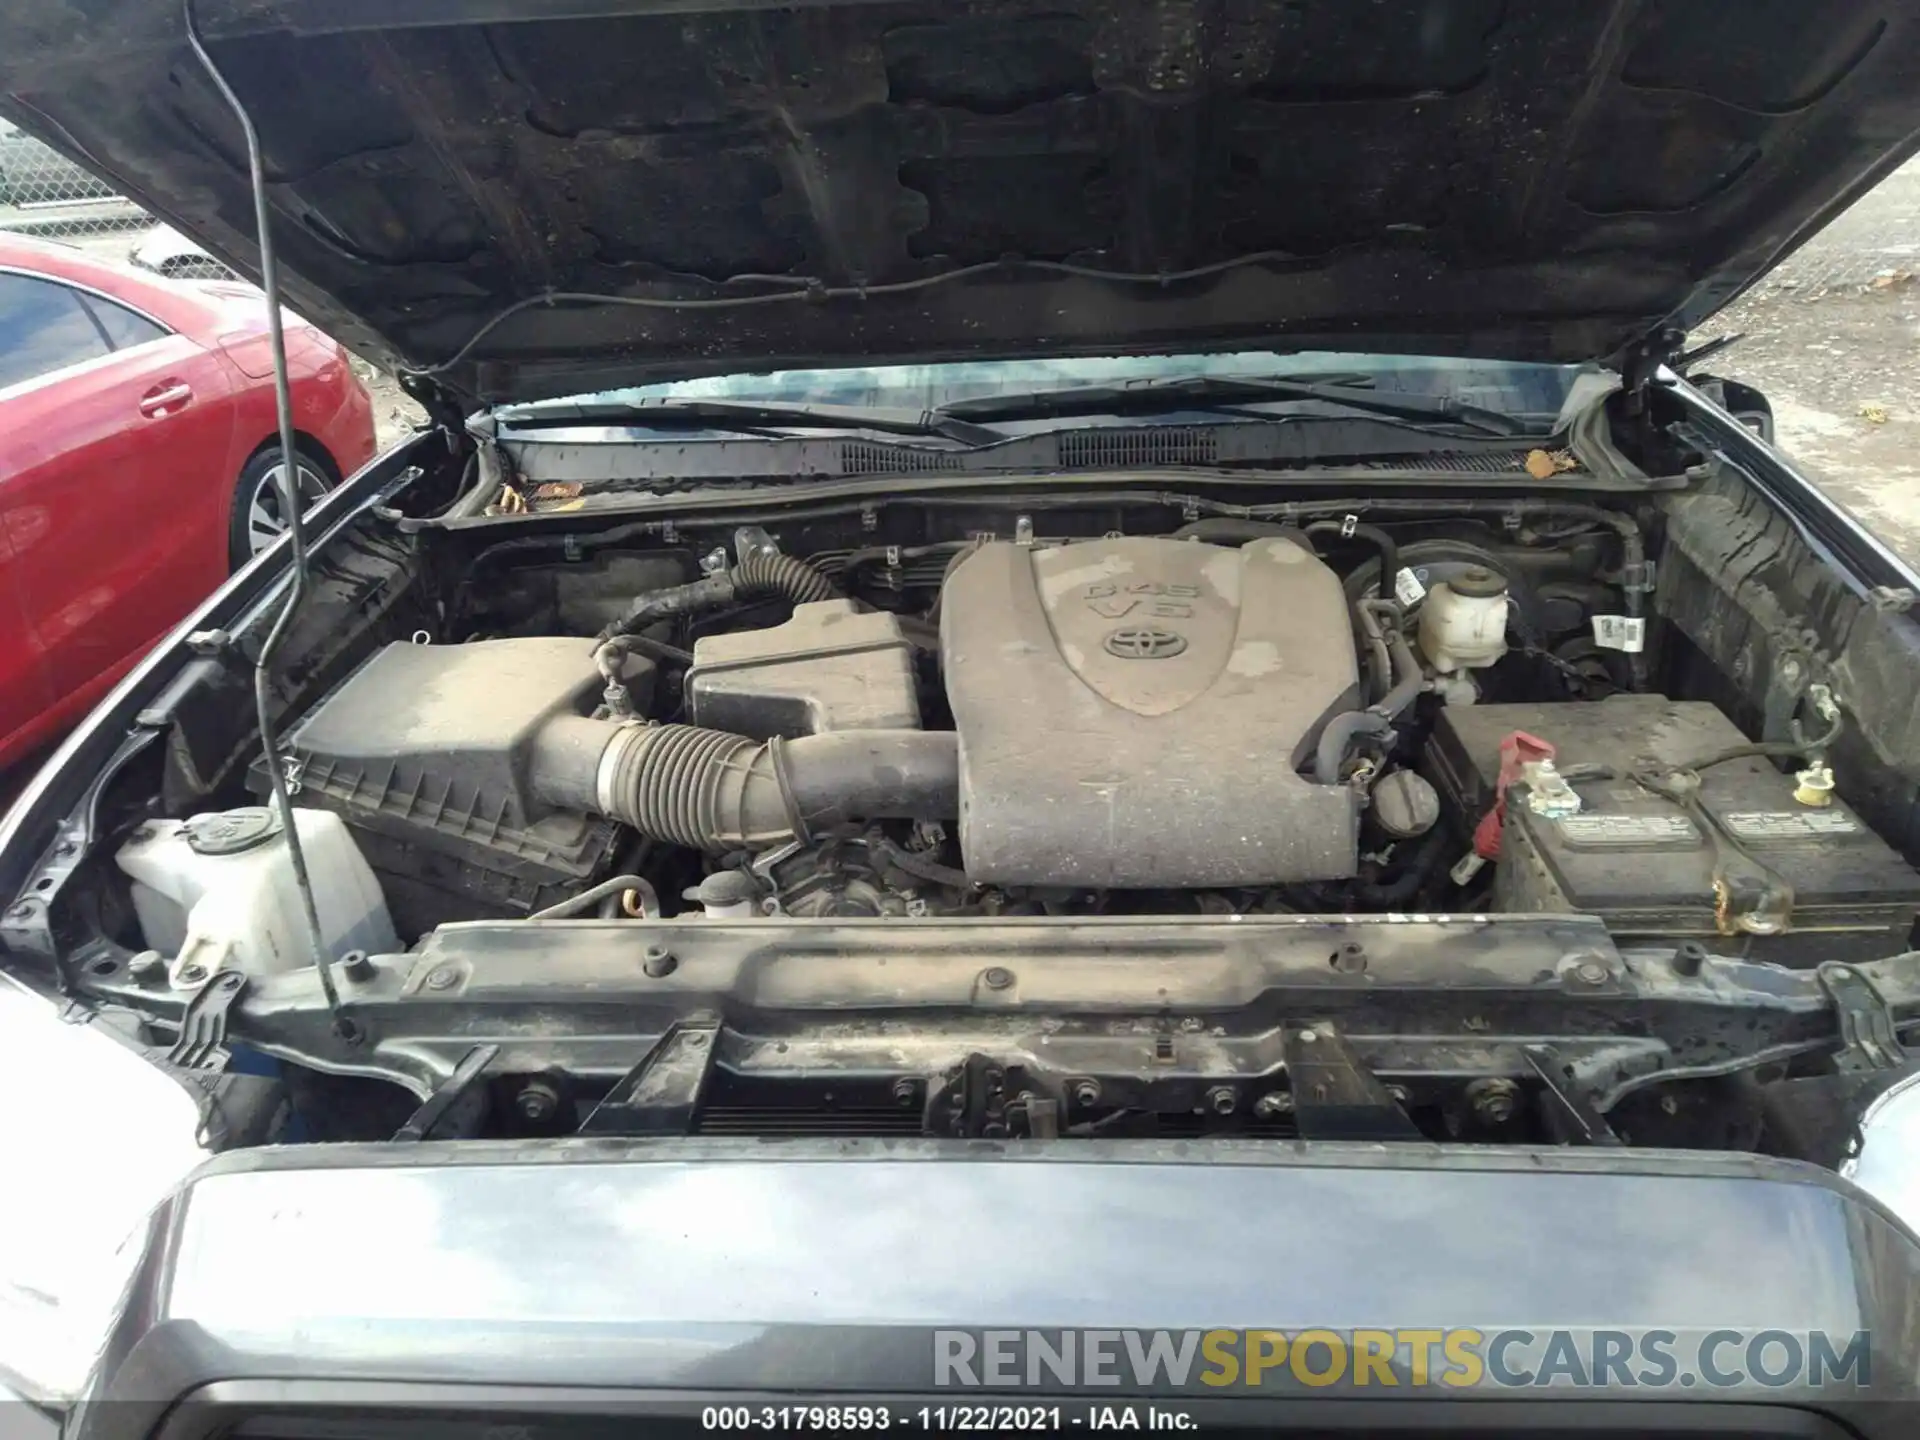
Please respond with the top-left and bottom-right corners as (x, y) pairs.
(246, 532), (1382, 923)
(943, 536), (1360, 886)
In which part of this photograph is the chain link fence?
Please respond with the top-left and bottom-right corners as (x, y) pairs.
(0, 120), (425, 444)
(0, 119), (235, 277)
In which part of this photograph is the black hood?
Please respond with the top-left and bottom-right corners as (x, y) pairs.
(6, 0), (1920, 404)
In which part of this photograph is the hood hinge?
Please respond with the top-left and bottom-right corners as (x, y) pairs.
(1620, 325), (1687, 413)
(398, 371), (470, 439)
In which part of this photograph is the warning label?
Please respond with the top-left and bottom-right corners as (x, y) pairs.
(1720, 811), (1861, 842)
(1555, 813), (1697, 847)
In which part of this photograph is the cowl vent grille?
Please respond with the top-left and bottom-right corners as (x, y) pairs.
(1059, 427), (1217, 468)
(838, 442), (965, 475)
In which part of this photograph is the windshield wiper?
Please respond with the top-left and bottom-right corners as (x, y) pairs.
(495, 396), (1007, 447)
(935, 374), (1535, 437)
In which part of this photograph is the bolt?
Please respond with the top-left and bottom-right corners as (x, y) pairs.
(53, 840), (76, 858)
(1298, 1028), (1318, 1043)
(1072, 1079), (1102, 1107)
(1254, 1091), (1294, 1117)
(643, 945), (677, 978)
(177, 963), (209, 986)
(1673, 941), (1708, 977)
(892, 1077), (917, 1104)
(1562, 953), (1613, 986)
(425, 965), (461, 991)
(6, 902), (32, 920)
(1332, 941), (1367, 974)
(1386, 1084), (1411, 1105)
(1179, 1016), (1205, 1032)
(516, 1081), (560, 1123)
(339, 950), (374, 982)
(982, 966), (1014, 990)
(1466, 1077), (1519, 1125)
(1206, 1086), (1236, 1115)
(128, 949), (165, 981)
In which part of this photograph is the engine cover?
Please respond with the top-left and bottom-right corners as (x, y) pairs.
(942, 536), (1361, 887)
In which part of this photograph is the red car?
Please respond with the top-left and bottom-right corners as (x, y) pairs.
(0, 234), (376, 773)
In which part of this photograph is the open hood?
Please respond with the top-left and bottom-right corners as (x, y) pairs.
(6, 0), (1920, 404)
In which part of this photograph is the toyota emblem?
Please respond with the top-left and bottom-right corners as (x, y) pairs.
(1104, 626), (1188, 659)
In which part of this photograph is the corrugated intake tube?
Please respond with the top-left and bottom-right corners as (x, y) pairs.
(531, 718), (959, 851)
(601, 552), (839, 640)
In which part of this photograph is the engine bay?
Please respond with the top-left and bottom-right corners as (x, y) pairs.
(13, 438), (1920, 1158)
(179, 506), (1902, 951)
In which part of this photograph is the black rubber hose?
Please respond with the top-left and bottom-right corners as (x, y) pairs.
(870, 834), (974, 889)
(1348, 827), (1449, 908)
(1360, 601), (1425, 720)
(1171, 519), (1308, 546)
(736, 550), (837, 604)
(603, 552), (839, 640)
(532, 719), (958, 852)
(1314, 711), (1397, 784)
(1305, 521), (1400, 598)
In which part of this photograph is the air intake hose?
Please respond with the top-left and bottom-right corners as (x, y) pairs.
(601, 552), (838, 640)
(531, 718), (958, 851)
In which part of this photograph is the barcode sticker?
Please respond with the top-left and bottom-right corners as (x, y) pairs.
(1592, 615), (1647, 653)
(1393, 567), (1428, 607)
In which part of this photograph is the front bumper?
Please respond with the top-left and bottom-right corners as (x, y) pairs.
(65, 1138), (1920, 1438)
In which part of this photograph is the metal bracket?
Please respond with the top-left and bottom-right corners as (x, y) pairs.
(1621, 326), (1686, 404)
(578, 1017), (721, 1135)
(1819, 963), (1906, 1073)
(1283, 1023), (1420, 1141)
(167, 970), (248, 1070)
(1523, 1043), (1621, 1145)
(733, 525), (779, 563)
(930, 1052), (1028, 1138)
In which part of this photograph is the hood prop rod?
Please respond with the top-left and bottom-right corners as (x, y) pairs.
(184, 0), (353, 1041)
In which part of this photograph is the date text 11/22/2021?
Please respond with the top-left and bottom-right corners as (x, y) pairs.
(700, 1404), (1198, 1430)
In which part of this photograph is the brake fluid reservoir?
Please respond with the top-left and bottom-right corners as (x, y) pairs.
(115, 807), (396, 990)
(1418, 567), (1510, 673)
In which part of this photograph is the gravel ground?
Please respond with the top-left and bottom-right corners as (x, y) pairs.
(1692, 159), (1920, 564)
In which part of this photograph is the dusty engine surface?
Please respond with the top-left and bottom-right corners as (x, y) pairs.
(942, 536), (1361, 887)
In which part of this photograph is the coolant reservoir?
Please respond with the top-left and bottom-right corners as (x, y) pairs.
(1417, 566), (1510, 673)
(115, 807), (396, 990)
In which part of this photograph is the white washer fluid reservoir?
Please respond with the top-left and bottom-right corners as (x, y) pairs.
(114, 807), (397, 990)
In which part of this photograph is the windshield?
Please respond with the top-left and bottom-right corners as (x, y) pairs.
(509, 351), (1588, 420)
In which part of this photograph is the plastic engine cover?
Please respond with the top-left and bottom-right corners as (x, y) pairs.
(942, 536), (1361, 887)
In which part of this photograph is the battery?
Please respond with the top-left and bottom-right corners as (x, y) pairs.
(1425, 695), (1920, 963)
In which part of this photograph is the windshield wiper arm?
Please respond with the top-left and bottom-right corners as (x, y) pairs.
(935, 374), (1533, 437)
(495, 396), (1006, 447)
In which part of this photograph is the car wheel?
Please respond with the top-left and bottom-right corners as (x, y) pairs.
(230, 447), (333, 568)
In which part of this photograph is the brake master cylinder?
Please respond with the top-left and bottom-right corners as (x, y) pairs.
(1418, 566), (1510, 673)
